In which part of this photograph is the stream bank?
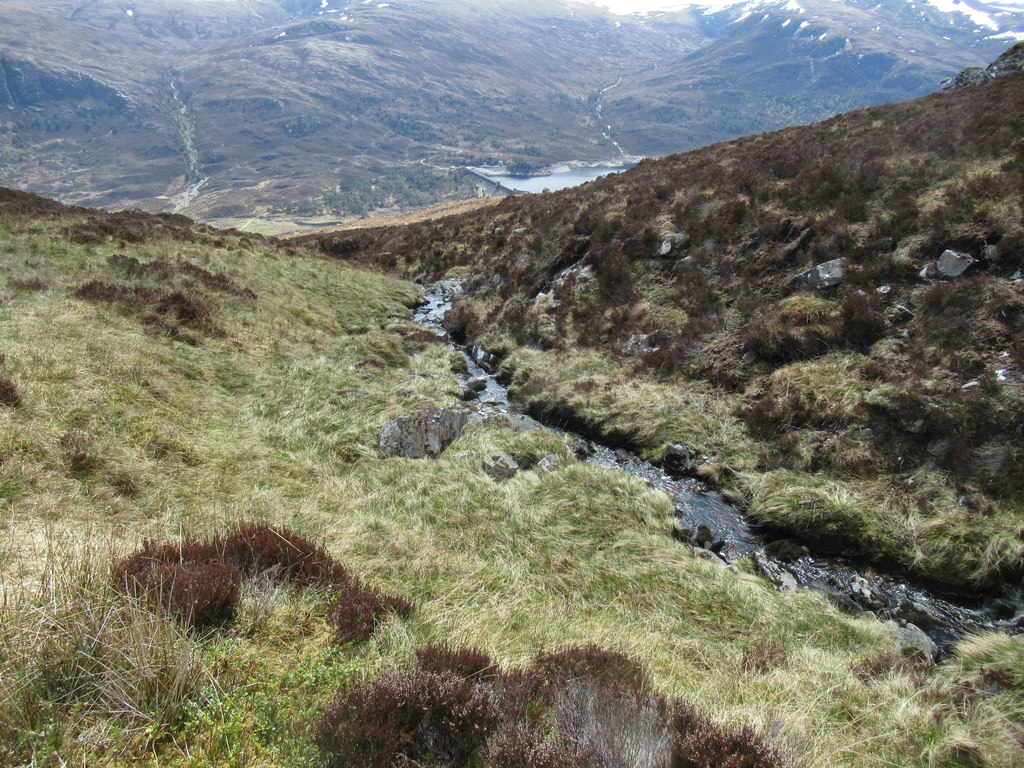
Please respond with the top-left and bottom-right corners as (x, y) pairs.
(413, 281), (1023, 652)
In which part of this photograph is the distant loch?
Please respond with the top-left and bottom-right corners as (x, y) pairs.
(468, 163), (635, 194)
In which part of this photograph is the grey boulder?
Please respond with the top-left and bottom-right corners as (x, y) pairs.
(379, 408), (469, 459)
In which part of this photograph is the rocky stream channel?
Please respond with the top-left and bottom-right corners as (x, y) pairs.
(410, 281), (1023, 657)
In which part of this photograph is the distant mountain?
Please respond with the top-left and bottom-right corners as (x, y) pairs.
(0, 0), (1021, 219)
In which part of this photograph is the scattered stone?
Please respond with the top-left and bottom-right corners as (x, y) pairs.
(662, 443), (697, 476)
(1011, 270), (1023, 282)
(621, 334), (656, 357)
(379, 408), (469, 459)
(754, 553), (798, 591)
(876, 284), (891, 295)
(537, 454), (559, 473)
(657, 234), (675, 257)
(742, 350), (757, 365)
(454, 450), (475, 460)
(792, 257), (847, 291)
(918, 263), (935, 280)
(892, 621), (938, 661)
(937, 249), (974, 278)
(982, 244), (999, 262)
(764, 539), (810, 563)
(483, 452), (519, 482)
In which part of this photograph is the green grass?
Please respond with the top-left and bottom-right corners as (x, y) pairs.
(2, 205), (1024, 766)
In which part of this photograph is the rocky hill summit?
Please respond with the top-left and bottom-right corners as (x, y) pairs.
(942, 40), (1024, 90)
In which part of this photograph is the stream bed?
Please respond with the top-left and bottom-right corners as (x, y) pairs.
(413, 281), (1023, 650)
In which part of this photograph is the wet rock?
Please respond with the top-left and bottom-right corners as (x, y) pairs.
(483, 452), (519, 482)
(850, 577), (887, 611)
(379, 408), (469, 459)
(671, 524), (694, 544)
(470, 345), (500, 372)
(754, 553), (798, 591)
(662, 443), (697, 476)
(793, 257), (847, 291)
(694, 524), (715, 548)
(570, 436), (595, 459)
(765, 539), (810, 563)
(937, 249), (974, 278)
(537, 454), (559, 473)
(894, 600), (943, 631)
(892, 621), (938, 661)
(467, 377), (488, 393)
(827, 592), (865, 616)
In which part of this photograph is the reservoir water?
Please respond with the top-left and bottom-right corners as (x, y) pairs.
(472, 164), (633, 194)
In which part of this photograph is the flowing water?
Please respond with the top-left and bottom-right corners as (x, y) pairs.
(413, 282), (1024, 648)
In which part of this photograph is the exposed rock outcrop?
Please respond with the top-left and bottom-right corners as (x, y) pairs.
(379, 407), (469, 459)
(942, 41), (1024, 91)
(792, 258), (847, 290)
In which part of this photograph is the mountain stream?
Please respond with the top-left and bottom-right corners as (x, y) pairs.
(413, 281), (1023, 650)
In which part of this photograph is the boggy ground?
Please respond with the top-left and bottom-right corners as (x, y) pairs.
(303, 69), (1024, 593)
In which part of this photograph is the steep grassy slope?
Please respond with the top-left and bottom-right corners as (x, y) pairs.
(3, 189), (1023, 766)
(302, 70), (1024, 590)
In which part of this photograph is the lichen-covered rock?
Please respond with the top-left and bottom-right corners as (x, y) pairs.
(936, 248), (974, 278)
(379, 408), (469, 459)
(792, 257), (847, 290)
(893, 621), (938, 661)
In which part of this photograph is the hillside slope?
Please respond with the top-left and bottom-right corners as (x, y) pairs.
(1, 0), (1020, 219)
(303, 67), (1024, 590)
(3, 188), (1024, 766)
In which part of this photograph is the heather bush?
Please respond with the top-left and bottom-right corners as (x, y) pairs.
(328, 584), (412, 645)
(315, 669), (497, 767)
(533, 643), (651, 695)
(839, 293), (886, 351)
(415, 642), (500, 681)
(114, 525), (411, 638)
(145, 562), (242, 627)
(487, 726), (594, 768)
(670, 703), (785, 768)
